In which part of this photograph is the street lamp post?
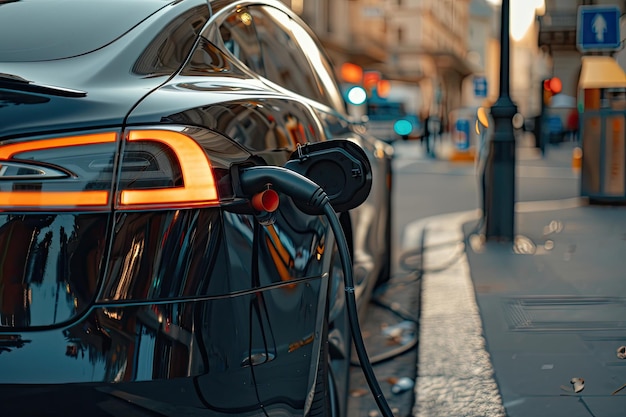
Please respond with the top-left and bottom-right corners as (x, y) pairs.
(484, 0), (517, 241)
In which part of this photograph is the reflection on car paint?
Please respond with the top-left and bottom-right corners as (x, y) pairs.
(0, 214), (107, 327)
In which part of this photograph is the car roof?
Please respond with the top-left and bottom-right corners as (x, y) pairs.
(0, 0), (206, 62)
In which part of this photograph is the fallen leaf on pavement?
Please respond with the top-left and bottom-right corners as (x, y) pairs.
(560, 377), (585, 394)
(350, 388), (369, 398)
(571, 377), (585, 393)
(386, 377), (398, 385)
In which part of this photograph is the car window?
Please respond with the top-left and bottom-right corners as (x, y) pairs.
(217, 8), (265, 75)
(248, 6), (328, 105)
(181, 36), (247, 76)
(368, 102), (408, 121)
(276, 8), (348, 113)
(214, 7), (324, 106)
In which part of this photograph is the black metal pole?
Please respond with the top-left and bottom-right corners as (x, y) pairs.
(484, 0), (517, 241)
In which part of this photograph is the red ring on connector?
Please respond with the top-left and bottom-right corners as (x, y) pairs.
(251, 189), (279, 212)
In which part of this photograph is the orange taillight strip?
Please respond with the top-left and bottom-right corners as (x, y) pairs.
(0, 133), (116, 209)
(0, 191), (109, 207)
(0, 130), (219, 211)
(0, 132), (116, 159)
(118, 130), (219, 209)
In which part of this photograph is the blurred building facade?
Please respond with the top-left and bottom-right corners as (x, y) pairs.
(283, 0), (554, 129)
(284, 0), (476, 128)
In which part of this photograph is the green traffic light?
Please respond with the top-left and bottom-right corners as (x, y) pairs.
(347, 86), (367, 105)
(393, 119), (413, 136)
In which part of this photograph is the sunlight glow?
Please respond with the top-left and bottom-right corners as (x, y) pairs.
(486, 0), (545, 41)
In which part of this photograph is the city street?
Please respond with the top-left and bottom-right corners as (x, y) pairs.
(4, 1), (626, 416)
(348, 134), (587, 416)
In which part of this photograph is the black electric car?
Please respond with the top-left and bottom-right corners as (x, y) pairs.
(0, 1), (393, 416)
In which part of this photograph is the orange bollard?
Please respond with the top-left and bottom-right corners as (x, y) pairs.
(572, 146), (582, 171)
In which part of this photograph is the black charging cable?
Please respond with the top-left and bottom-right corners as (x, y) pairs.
(320, 201), (395, 417)
(238, 166), (395, 417)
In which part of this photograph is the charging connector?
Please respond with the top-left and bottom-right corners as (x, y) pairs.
(284, 141), (372, 213)
(237, 164), (395, 417)
(239, 166), (329, 214)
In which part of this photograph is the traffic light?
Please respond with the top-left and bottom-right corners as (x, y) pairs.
(393, 119), (413, 137)
(346, 85), (367, 105)
(363, 71), (380, 94)
(340, 62), (363, 84)
(376, 79), (390, 98)
(339, 63), (390, 105)
(542, 77), (562, 105)
(340, 63), (367, 105)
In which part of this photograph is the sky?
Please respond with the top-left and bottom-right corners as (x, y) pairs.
(486, 0), (546, 41)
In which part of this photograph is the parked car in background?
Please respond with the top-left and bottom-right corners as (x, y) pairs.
(366, 101), (423, 142)
(0, 1), (393, 416)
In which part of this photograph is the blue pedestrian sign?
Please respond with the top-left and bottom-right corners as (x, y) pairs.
(473, 76), (487, 98)
(454, 119), (470, 151)
(577, 5), (621, 52)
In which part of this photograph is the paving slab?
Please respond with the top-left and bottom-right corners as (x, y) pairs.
(462, 202), (626, 417)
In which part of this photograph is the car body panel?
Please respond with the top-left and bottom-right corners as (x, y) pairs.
(0, 0), (209, 138)
(205, 0), (394, 308)
(0, 0), (178, 62)
(0, 1), (391, 415)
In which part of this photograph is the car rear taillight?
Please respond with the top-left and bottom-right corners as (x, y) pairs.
(0, 132), (117, 211)
(117, 129), (219, 210)
(0, 129), (221, 212)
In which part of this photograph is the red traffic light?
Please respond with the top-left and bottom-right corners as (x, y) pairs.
(544, 77), (562, 94)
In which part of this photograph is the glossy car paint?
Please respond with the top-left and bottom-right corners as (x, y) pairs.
(207, 0), (394, 311)
(199, 7), (394, 414)
(0, 0), (342, 415)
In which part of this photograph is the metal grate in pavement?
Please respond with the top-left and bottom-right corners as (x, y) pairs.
(504, 296), (626, 332)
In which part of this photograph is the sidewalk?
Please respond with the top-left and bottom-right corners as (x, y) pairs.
(409, 142), (626, 416)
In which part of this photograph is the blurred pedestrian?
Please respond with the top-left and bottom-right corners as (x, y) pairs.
(566, 108), (579, 142)
(420, 112), (430, 156)
(421, 113), (436, 158)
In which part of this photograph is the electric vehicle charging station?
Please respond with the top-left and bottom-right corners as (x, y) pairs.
(235, 140), (397, 417)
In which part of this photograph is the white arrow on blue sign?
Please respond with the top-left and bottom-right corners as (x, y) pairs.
(577, 5), (621, 51)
